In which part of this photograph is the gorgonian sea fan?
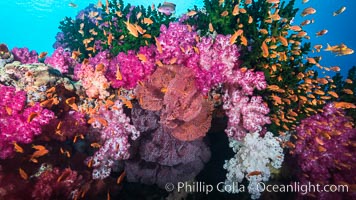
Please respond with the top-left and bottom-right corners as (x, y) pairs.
(0, 84), (54, 159)
(136, 65), (213, 141)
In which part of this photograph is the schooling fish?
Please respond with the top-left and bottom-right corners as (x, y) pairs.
(316, 29), (328, 36)
(158, 2), (176, 15)
(333, 6), (346, 16)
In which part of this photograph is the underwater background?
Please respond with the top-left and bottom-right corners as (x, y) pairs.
(0, 0), (355, 200)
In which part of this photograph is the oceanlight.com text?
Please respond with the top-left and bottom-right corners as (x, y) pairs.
(166, 181), (349, 195)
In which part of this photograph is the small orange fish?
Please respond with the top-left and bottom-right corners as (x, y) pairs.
(289, 25), (302, 31)
(267, 0), (280, 3)
(116, 66), (123, 80)
(19, 168), (28, 180)
(261, 40), (269, 58)
(143, 17), (153, 25)
(107, 33), (113, 46)
(221, 11), (229, 17)
(259, 29), (268, 34)
(230, 29), (243, 45)
(328, 91), (339, 98)
(232, 5), (239, 16)
(27, 112), (39, 123)
(32, 145), (46, 151)
(91, 143), (101, 148)
(137, 54), (147, 62)
(316, 29), (328, 36)
(240, 35), (248, 46)
(117, 171), (126, 184)
(279, 36), (288, 46)
(239, 8), (247, 14)
(333, 102), (356, 109)
(124, 21), (138, 37)
(5, 106), (12, 115)
(343, 89), (354, 95)
(31, 149), (49, 158)
(155, 37), (163, 53)
(186, 10), (197, 17)
(247, 171), (262, 176)
(13, 142), (24, 153)
(301, 7), (316, 17)
(345, 79), (353, 84)
(248, 16), (253, 24)
(38, 52), (47, 59)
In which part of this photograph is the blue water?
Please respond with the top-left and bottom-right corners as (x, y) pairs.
(0, 0), (355, 77)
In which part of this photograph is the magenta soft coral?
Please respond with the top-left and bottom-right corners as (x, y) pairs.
(294, 103), (356, 199)
(107, 46), (156, 89)
(44, 47), (78, 74)
(187, 35), (241, 94)
(155, 22), (197, 65)
(0, 84), (55, 159)
(11, 47), (38, 64)
(87, 100), (140, 179)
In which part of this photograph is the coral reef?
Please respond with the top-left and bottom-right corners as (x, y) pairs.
(0, 62), (76, 102)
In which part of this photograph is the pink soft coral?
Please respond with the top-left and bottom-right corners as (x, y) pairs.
(44, 47), (78, 74)
(0, 84), (55, 159)
(87, 100), (140, 179)
(155, 22), (197, 65)
(107, 46), (156, 89)
(75, 62), (110, 99)
(222, 69), (270, 141)
(187, 35), (241, 94)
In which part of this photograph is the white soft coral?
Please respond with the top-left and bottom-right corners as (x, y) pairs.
(223, 130), (284, 199)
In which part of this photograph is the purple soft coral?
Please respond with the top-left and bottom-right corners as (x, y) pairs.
(0, 85), (55, 159)
(44, 47), (78, 74)
(294, 103), (356, 199)
(11, 47), (38, 64)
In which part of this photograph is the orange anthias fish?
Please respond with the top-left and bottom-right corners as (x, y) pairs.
(316, 29), (328, 36)
(301, 7), (316, 17)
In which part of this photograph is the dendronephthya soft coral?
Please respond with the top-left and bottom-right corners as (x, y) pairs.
(0, 84), (54, 159)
